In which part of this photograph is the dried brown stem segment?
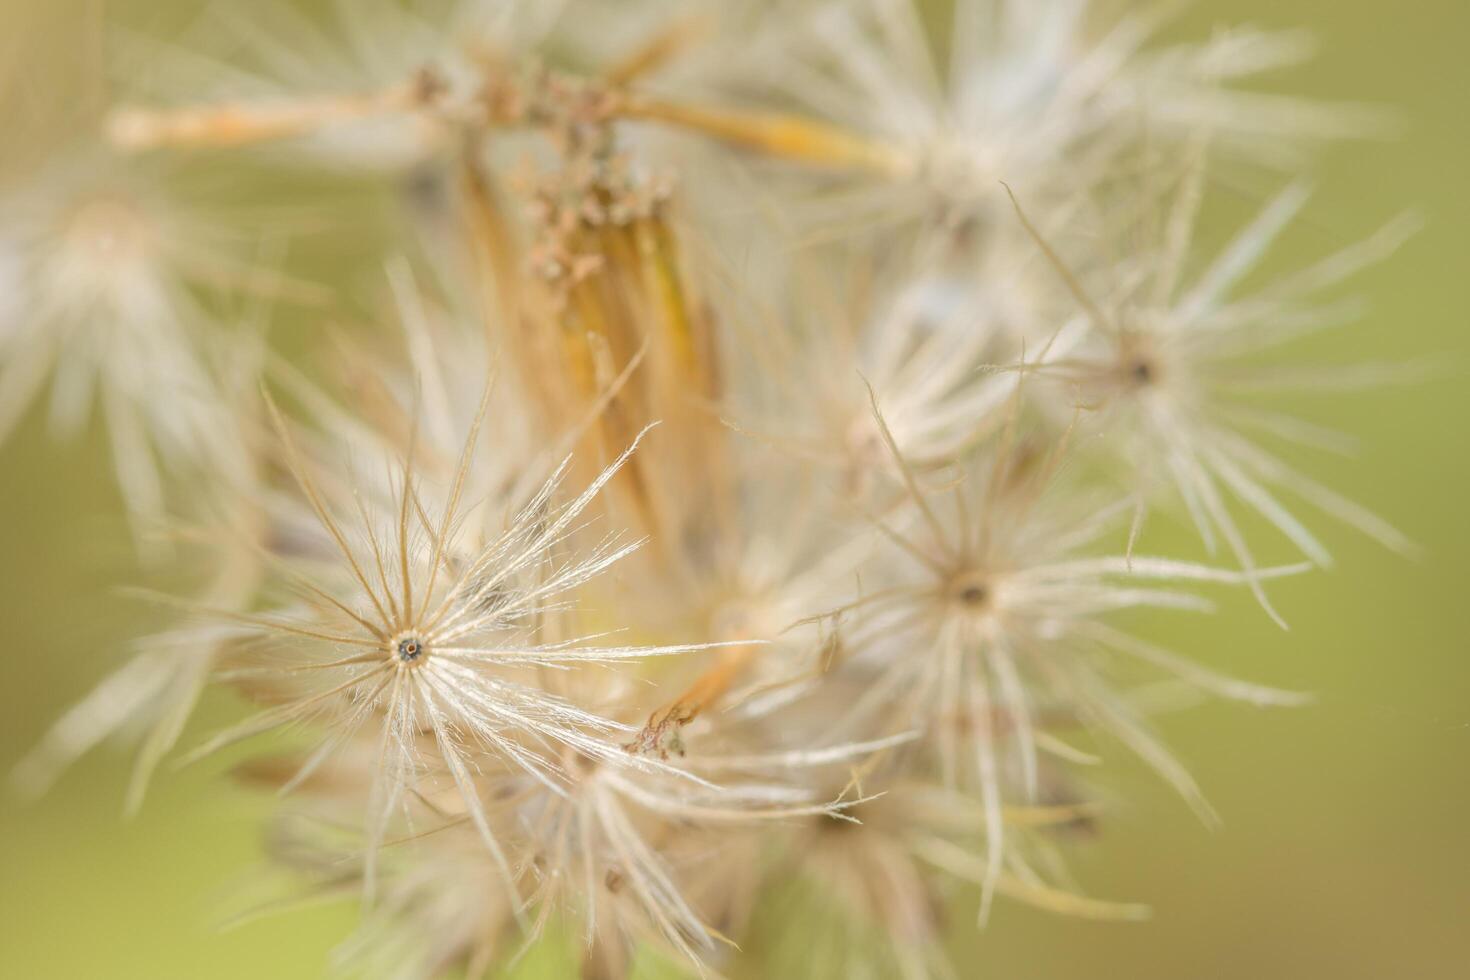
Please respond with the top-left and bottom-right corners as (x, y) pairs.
(459, 151), (525, 341)
(626, 641), (762, 758)
(106, 86), (423, 150)
(619, 95), (911, 175)
(550, 209), (728, 553)
(603, 17), (710, 87)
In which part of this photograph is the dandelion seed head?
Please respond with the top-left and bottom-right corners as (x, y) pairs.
(8, 166), (175, 325)
(1017, 173), (1413, 575)
(17, 2), (1406, 975)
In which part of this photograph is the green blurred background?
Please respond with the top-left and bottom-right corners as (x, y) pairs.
(2, 0), (1466, 976)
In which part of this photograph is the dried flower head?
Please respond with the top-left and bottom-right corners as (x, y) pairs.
(1007, 168), (1416, 621)
(13, 2), (1414, 977)
(0, 151), (257, 538)
(818, 394), (1307, 917)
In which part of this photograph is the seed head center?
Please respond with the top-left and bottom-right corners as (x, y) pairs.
(1128, 356), (1156, 386)
(393, 632), (427, 665)
(949, 572), (991, 611)
(66, 197), (154, 264)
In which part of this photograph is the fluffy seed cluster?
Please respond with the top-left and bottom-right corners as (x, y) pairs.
(10, 1), (1410, 977)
